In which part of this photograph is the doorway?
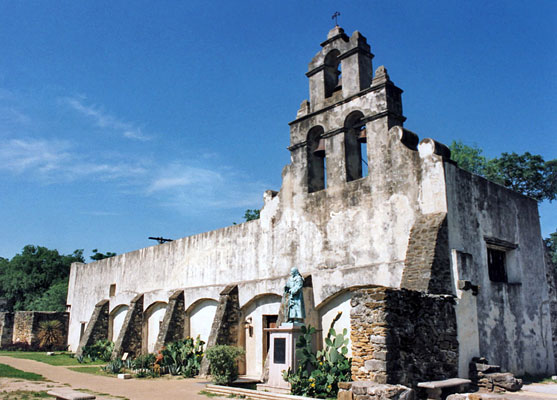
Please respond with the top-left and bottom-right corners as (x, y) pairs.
(263, 315), (278, 365)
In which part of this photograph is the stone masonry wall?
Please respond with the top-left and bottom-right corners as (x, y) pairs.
(351, 287), (458, 388)
(9, 312), (68, 349)
(0, 312), (14, 347)
(112, 294), (144, 359)
(154, 290), (185, 352)
(401, 213), (453, 295)
(76, 299), (109, 357)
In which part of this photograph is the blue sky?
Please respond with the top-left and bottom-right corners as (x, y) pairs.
(0, 1), (555, 259)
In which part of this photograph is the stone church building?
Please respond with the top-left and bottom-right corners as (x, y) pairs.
(67, 27), (555, 385)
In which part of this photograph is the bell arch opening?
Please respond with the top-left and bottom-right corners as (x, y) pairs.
(307, 126), (326, 193)
(344, 111), (368, 182)
(324, 49), (341, 98)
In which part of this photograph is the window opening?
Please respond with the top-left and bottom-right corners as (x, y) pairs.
(80, 322), (86, 340)
(109, 284), (116, 297)
(487, 248), (507, 283)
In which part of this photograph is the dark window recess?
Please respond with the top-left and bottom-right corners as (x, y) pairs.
(273, 338), (286, 364)
(488, 248), (507, 283)
(109, 284), (116, 297)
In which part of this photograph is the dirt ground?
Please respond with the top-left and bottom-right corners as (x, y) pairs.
(0, 356), (223, 400)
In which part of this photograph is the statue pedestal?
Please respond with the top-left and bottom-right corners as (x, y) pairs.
(257, 323), (304, 394)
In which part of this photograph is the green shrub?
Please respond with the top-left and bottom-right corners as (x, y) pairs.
(81, 339), (114, 362)
(205, 345), (244, 385)
(161, 336), (205, 377)
(283, 313), (351, 398)
(131, 353), (156, 370)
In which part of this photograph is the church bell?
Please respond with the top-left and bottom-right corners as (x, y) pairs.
(313, 138), (326, 157)
(357, 127), (367, 143)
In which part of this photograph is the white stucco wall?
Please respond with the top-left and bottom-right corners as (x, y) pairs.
(144, 303), (166, 353)
(319, 291), (352, 356)
(109, 305), (128, 343)
(189, 299), (218, 345)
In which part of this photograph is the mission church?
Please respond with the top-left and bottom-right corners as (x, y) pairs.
(67, 26), (555, 384)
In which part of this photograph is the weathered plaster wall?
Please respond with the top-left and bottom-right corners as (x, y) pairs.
(445, 164), (555, 375)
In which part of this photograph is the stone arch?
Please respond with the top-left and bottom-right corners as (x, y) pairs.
(307, 126), (326, 193)
(108, 304), (129, 343)
(239, 293), (282, 378)
(324, 49), (341, 98)
(344, 110), (367, 182)
(185, 298), (219, 346)
(142, 301), (167, 353)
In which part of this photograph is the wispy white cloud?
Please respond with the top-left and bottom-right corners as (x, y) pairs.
(0, 107), (31, 126)
(0, 138), (71, 174)
(64, 96), (151, 141)
(147, 162), (266, 211)
(0, 138), (147, 182)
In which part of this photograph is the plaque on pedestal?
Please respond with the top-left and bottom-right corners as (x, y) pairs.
(256, 323), (304, 394)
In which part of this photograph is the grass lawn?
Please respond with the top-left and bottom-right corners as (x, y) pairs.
(0, 390), (50, 399)
(67, 366), (114, 377)
(0, 363), (44, 381)
(0, 351), (105, 366)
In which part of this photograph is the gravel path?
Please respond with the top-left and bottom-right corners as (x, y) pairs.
(0, 356), (222, 400)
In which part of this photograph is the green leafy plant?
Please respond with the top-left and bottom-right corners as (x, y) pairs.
(205, 345), (244, 385)
(161, 336), (205, 377)
(81, 339), (114, 362)
(36, 320), (64, 350)
(283, 313), (351, 398)
(102, 358), (124, 374)
(131, 353), (156, 370)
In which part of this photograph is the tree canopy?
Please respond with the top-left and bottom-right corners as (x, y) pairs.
(0, 245), (84, 312)
(449, 141), (557, 202)
(243, 209), (260, 222)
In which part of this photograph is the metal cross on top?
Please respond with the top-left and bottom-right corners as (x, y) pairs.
(332, 11), (341, 26)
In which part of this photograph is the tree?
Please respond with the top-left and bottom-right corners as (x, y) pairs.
(450, 141), (556, 202)
(243, 209), (260, 222)
(545, 230), (557, 266)
(449, 141), (487, 176)
(90, 249), (117, 261)
(0, 245), (84, 312)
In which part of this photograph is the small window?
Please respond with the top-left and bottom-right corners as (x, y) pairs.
(487, 248), (507, 283)
(484, 236), (519, 284)
(80, 322), (87, 340)
(109, 284), (116, 297)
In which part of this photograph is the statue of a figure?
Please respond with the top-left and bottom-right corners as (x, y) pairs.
(284, 267), (305, 323)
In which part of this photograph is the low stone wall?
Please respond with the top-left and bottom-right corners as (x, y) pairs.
(1, 311), (68, 349)
(350, 287), (458, 388)
(0, 312), (14, 347)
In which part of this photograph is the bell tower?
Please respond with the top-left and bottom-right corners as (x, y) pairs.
(306, 26), (374, 110)
(287, 27), (406, 195)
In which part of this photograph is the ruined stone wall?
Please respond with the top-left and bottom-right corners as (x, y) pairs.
(0, 312), (14, 347)
(8, 312), (68, 349)
(350, 287), (458, 388)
